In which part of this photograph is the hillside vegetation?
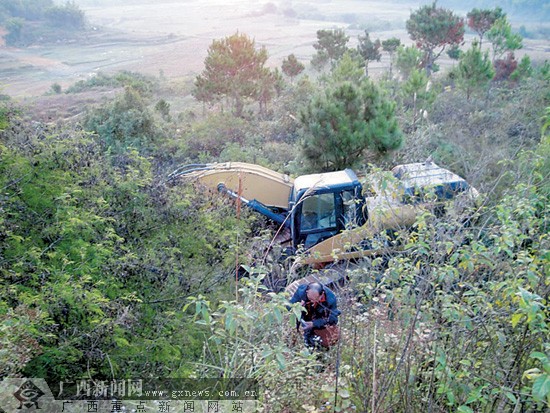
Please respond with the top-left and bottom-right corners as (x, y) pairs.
(0, 0), (86, 46)
(1, 3), (549, 412)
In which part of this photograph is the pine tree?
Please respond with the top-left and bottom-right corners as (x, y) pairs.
(400, 69), (435, 128)
(311, 29), (349, 71)
(486, 16), (523, 61)
(396, 45), (423, 80)
(193, 32), (269, 117)
(281, 54), (305, 82)
(406, 2), (464, 76)
(510, 55), (533, 82)
(382, 37), (401, 78)
(457, 42), (494, 99)
(357, 30), (381, 77)
(329, 51), (364, 84)
(299, 80), (402, 171)
(466, 7), (505, 48)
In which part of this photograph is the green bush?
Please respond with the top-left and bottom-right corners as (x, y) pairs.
(180, 113), (256, 159)
(66, 71), (156, 95)
(0, 0), (53, 22)
(185, 276), (325, 412)
(0, 0), (86, 46)
(83, 86), (161, 152)
(343, 175), (548, 411)
(0, 119), (256, 380)
(45, 1), (85, 30)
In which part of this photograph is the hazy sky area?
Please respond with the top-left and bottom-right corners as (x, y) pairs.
(1, 0), (548, 97)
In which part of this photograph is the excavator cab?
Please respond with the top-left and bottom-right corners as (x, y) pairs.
(290, 169), (365, 250)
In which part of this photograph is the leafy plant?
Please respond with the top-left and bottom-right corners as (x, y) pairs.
(185, 276), (321, 412)
(382, 37), (401, 78)
(395, 45), (423, 80)
(83, 86), (160, 152)
(487, 16), (523, 61)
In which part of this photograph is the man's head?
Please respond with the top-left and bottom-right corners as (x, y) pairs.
(306, 282), (324, 303)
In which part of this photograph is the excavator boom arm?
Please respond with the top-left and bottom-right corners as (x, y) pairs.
(168, 162), (294, 211)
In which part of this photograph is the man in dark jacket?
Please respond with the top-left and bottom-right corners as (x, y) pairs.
(289, 282), (340, 349)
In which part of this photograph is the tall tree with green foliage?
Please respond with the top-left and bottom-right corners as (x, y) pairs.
(311, 29), (350, 71)
(299, 80), (403, 171)
(467, 7), (505, 48)
(357, 30), (381, 77)
(257, 68), (282, 114)
(457, 42), (494, 100)
(486, 16), (523, 61)
(406, 2), (464, 76)
(281, 54), (305, 82)
(193, 32), (270, 117)
(382, 37), (401, 78)
(4, 17), (24, 44)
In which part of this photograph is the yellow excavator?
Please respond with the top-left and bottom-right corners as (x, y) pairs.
(169, 160), (479, 292)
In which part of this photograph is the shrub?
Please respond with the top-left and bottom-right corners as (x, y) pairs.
(45, 1), (85, 30)
(181, 113), (255, 159)
(66, 71), (155, 95)
(50, 83), (62, 94)
(494, 52), (518, 81)
(83, 86), (160, 152)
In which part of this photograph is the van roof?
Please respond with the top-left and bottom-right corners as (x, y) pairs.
(392, 162), (470, 196)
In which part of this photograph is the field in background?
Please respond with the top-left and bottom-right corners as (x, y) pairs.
(0, 0), (548, 99)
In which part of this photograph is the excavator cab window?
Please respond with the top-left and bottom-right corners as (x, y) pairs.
(301, 193), (336, 231)
(296, 193), (338, 249)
